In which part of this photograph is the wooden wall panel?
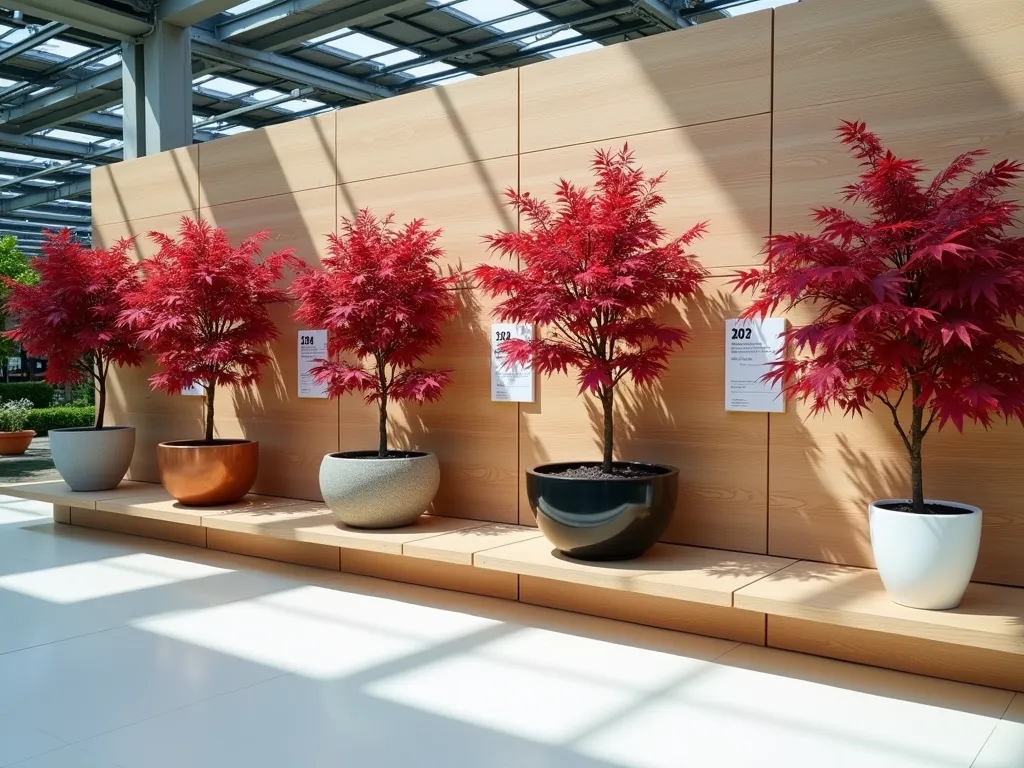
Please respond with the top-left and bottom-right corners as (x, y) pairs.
(770, 0), (1024, 586)
(519, 11), (771, 153)
(520, 277), (769, 553)
(337, 155), (518, 275)
(336, 70), (517, 183)
(520, 114), (771, 272)
(198, 112), (336, 208)
(91, 146), (199, 225)
(200, 187), (339, 501)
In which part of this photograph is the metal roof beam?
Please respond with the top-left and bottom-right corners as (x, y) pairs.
(631, 0), (696, 29)
(0, 178), (91, 213)
(0, 65), (120, 129)
(14, 207), (92, 222)
(190, 29), (394, 101)
(0, 131), (118, 162)
(220, 0), (421, 50)
(157, 0), (240, 27)
(0, 22), (70, 64)
(0, 1), (152, 40)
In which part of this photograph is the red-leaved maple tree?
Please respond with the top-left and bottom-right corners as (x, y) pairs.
(6, 229), (143, 428)
(474, 146), (708, 474)
(292, 210), (458, 458)
(734, 121), (1024, 513)
(119, 217), (297, 442)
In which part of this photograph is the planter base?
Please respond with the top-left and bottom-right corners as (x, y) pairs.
(526, 462), (678, 561)
(158, 439), (259, 506)
(869, 498), (982, 610)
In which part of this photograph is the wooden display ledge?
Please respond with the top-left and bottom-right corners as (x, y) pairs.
(3, 479), (1023, 691)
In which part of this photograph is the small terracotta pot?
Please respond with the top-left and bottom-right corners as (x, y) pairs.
(0, 429), (35, 456)
(157, 439), (258, 506)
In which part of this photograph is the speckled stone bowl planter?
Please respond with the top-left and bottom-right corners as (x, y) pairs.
(319, 450), (439, 529)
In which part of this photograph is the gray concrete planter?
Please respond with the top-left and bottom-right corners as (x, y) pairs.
(320, 450), (439, 529)
(50, 426), (135, 491)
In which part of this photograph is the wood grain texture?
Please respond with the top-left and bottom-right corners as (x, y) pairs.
(519, 576), (766, 645)
(91, 146), (199, 225)
(519, 114), (771, 272)
(774, 0), (1024, 113)
(519, 277), (770, 552)
(404, 524), (545, 566)
(768, 616), (1024, 693)
(338, 155), (518, 274)
(206, 505), (485, 554)
(337, 69), (517, 182)
(200, 187), (339, 500)
(198, 111), (336, 207)
(94, 491), (302, 526)
(206, 528), (340, 571)
(340, 548), (519, 600)
(0, 480), (160, 508)
(477, 535), (794, 607)
(735, 561), (1024, 655)
(91, 211), (197, 259)
(68, 507), (208, 547)
(519, 10), (771, 152)
(51, 504), (71, 524)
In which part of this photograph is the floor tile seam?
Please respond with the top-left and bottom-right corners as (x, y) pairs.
(0, 623), (129, 660)
(0, 741), (71, 768)
(967, 719), (1008, 768)
(63, 670), (296, 750)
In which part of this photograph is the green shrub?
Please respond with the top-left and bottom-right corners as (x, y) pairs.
(0, 382), (55, 409)
(26, 406), (95, 436)
(0, 398), (33, 432)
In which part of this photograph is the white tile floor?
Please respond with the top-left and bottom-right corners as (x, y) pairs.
(0, 494), (1021, 768)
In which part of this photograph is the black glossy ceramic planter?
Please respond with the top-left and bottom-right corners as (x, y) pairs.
(526, 462), (679, 561)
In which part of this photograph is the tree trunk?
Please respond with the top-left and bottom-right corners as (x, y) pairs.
(95, 376), (106, 429)
(205, 384), (215, 443)
(909, 381), (925, 514)
(601, 388), (614, 475)
(377, 357), (388, 458)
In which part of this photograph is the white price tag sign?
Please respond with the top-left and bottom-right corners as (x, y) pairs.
(725, 317), (786, 413)
(298, 329), (329, 399)
(490, 323), (534, 403)
(180, 381), (205, 396)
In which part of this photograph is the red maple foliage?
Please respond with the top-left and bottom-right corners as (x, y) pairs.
(733, 121), (1024, 513)
(6, 229), (143, 428)
(474, 146), (708, 473)
(119, 217), (298, 442)
(292, 210), (459, 458)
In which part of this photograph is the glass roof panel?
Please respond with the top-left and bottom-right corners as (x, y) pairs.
(224, 0), (277, 15)
(447, 0), (548, 32)
(726, 0), (798, 14)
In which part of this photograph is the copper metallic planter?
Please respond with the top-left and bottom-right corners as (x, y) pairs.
(157, 439), (259, 506)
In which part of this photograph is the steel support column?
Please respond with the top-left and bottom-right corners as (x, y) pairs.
(144, 21), (193, 154)
(122, 41), (146, 160)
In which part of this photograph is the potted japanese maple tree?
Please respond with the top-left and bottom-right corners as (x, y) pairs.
(734, 121), (1024, 609)
(119, 217), (296, 506)
(6, 229), (143, 490)
(474, 146), (708, 560)
(292, 210), (457, 528)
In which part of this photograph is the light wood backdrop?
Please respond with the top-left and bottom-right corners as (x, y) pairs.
(92, 0), (1024, 586)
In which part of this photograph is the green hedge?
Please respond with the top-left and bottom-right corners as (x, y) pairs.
(26, 407), (95, 436)
(0, 382), (55, 409)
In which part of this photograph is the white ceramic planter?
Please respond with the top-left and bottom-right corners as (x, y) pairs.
(50, 426), (135, 492)
(869, 499), (982, 610)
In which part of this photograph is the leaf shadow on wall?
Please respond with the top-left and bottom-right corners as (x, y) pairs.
(389, 284), (518, 525)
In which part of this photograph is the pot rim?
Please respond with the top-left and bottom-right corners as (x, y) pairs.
(324, 450), (434, 460)
(50, 426), (134, 434)
(158, 439), (257, 449)
(870, 498), (981, 516)
(528, 461), (679, 480)
(0, 430), (35, 437)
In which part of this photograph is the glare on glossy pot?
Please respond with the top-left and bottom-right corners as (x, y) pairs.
(157, 439), (258, 506)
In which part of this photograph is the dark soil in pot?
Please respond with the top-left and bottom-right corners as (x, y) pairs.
(875, 501), (973, 515)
